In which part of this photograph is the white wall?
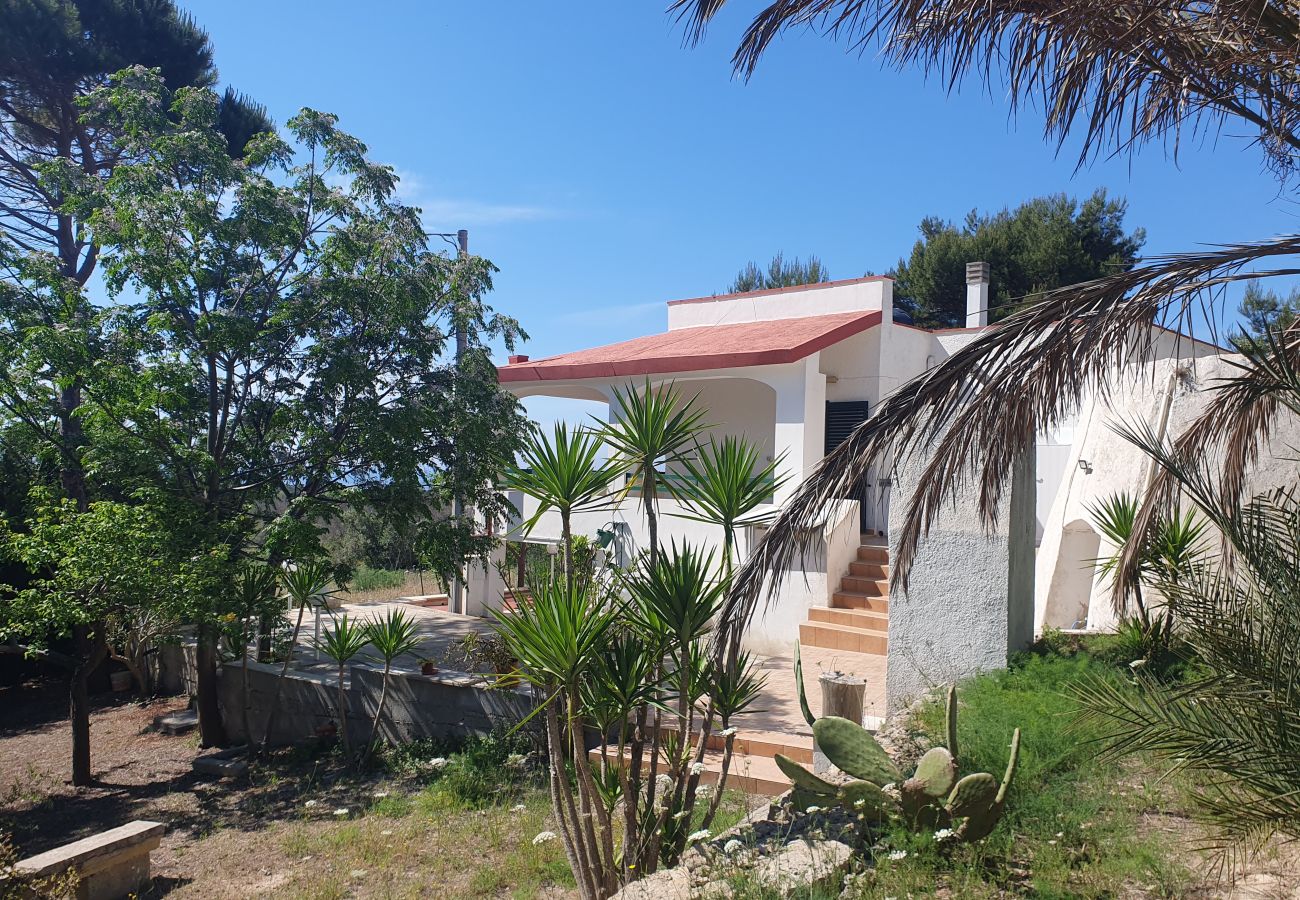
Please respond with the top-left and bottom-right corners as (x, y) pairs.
(667, 278), (890, 330)
(1033, 352), (1300, 633)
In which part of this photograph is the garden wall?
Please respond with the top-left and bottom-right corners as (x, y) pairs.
(217, 659), (535, 747)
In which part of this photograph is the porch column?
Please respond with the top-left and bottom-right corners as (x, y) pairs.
(772, 355), (827, 506)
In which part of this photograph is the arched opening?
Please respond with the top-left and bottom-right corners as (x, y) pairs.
(1045, 519), (1101, 629)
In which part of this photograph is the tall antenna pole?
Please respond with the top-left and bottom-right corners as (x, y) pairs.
(452, 229), (468, 615)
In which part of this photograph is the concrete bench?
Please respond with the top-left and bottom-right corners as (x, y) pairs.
(10, 821), (164, 899)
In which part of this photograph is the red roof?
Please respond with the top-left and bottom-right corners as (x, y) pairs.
(498, 311), (882, 383)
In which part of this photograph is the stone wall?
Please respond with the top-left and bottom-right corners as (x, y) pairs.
(217, 659), (535, 747)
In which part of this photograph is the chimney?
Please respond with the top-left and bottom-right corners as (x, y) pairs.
(965, 261), (990, 328)
(508, 354), (529, 364)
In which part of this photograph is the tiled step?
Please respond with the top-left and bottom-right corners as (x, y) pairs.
(832, 591), (890, 613)
(647, 726), (814, 765)
(589, 744), (792, 796)
(857, 545), (888, 563)
(808, 606), (889, 632)
(799, 621), (888, 655)
(839, 575), (888, 596)
(849, 561), (889, 579)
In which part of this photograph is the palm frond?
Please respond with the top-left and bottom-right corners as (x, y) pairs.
(672, 0), (1300, 175)
(718, 236), (1300, 654)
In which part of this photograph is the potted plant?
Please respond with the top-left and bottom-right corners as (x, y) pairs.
(419, 657), (439, 676)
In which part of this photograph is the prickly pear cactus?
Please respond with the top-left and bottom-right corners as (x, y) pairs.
(782, 649), (1021, 844)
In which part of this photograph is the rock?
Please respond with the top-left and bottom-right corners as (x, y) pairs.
(611, 867), (691, 900)
(192, 751), (248, 779)
(699, 882), (734, 899)
(153, 709), (198, 735)
(752, 839), (853, 894)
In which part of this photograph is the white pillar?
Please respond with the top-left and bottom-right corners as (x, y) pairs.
(772, 356), (826, 505)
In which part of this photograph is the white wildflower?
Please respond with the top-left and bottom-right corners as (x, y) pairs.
(512, 803), (527, 812)
(696, 785), (712, 799)
(380, 830), (393, 836)
(686, 829), (710, 843)
(689, 761), (706, 775)
(933, 828), (954, 841)
(1055, 831), (1064, 838)
(505, 753), (527, 771)
(303, 800), (318, 808)
(333, 808), (350, 817)
(723, 839), (744, 854)
(805, 805), (823, 814)
(673, 810), (690, 820)
(372, 791), (389, 798)
(532, 831), (558, 846)
(655, 773), (671, 789)
(427, 757), (448, 771)
(719, 727), (738, 737)
(887, 849), (907, 861)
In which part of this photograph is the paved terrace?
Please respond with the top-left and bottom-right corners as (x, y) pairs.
(286, 599), (887, 740)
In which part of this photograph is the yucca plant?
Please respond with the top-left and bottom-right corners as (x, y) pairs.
(260, 561), (336, 753)
(361, 608), (422, 764)
(1074, 422), (1300, 857)
(506, 422), (620, 585)
(315, 614), (369, 758)
(1090, 491), (1208, 661)
(670, 436), (787, 574)
(598, 379), (708, 566)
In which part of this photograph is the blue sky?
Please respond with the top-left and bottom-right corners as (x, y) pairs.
(189, 1), (1298, 422)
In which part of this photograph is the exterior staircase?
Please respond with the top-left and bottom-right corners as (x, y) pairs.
(798, 536), (889, 656)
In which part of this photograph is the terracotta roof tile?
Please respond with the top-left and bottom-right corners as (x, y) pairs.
(498, 311), (882, 382)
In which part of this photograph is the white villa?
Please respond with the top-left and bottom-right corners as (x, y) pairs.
(466, 265), (1226, 700)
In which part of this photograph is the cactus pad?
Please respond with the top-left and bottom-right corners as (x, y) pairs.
(912, 747), (957, 798)
(812, 716), (901, 785)
(945, 772), (998, 817)
(774, 753), (838, 796)
(837, 779), (898, 821)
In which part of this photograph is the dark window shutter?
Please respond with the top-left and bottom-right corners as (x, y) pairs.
(824, 401), (870, 455)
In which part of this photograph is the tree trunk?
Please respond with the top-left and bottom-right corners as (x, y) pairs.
(69, 624), (106, 787)
(195, 626), (227, 747)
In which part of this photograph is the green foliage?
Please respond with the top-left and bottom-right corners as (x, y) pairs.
(785, 677), (1020, 843)
(0, 494), (220, 654)
(315, 614), (370, 757)
(361, 608), (424, 762)
(1235, 279), (1300, 346)
(381, 730), (541, 808)
(1074, 430), (1300, 852)
(727, 251), (829, 293)
(892, 190), (1145, 327)
(506, 423), (619, 549)
(495, 544), (765, 898)
(349, 565), (407, 593)
(670, 436), (787, 571)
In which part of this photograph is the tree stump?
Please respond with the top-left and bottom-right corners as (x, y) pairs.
(813, 671), (866, 774)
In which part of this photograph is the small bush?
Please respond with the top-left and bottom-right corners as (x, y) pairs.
(381, 731), (540, 809)
(349, 565), (407, 593)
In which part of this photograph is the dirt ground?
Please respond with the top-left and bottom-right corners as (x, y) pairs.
(1, 678), (500, 898)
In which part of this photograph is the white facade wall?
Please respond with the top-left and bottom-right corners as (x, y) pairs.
(666, 278), (891, 330)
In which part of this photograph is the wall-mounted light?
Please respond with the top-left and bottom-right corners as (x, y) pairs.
(1077, 459), (1094, 474)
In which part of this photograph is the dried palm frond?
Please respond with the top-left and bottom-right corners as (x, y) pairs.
(671, 0), (1300, 175)
(716, 236), (1300, 654)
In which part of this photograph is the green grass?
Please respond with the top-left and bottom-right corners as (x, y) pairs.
(348, 565), (408, 593)
(843, 651), (1196, 898)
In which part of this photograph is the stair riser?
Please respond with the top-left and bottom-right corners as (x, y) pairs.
(839, 576), (887, 596)
(857, 546), (888, 563)
(849, 562), (889, 579)
(799, 623), (888, 656)
(808, 607), (888, 631)
(621, 729), (814, 765)
(588, 750), (791, 797)
(833, 593), (890, 613)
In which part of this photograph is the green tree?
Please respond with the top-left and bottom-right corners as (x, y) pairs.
(0, 0), (267, 784)
(74, 68), (527, 746)
(1236, 279), (1300, 345)
(0, 495), (222, 779)
(727, 251), (828, 293)
(891, 191), (1145, 327)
